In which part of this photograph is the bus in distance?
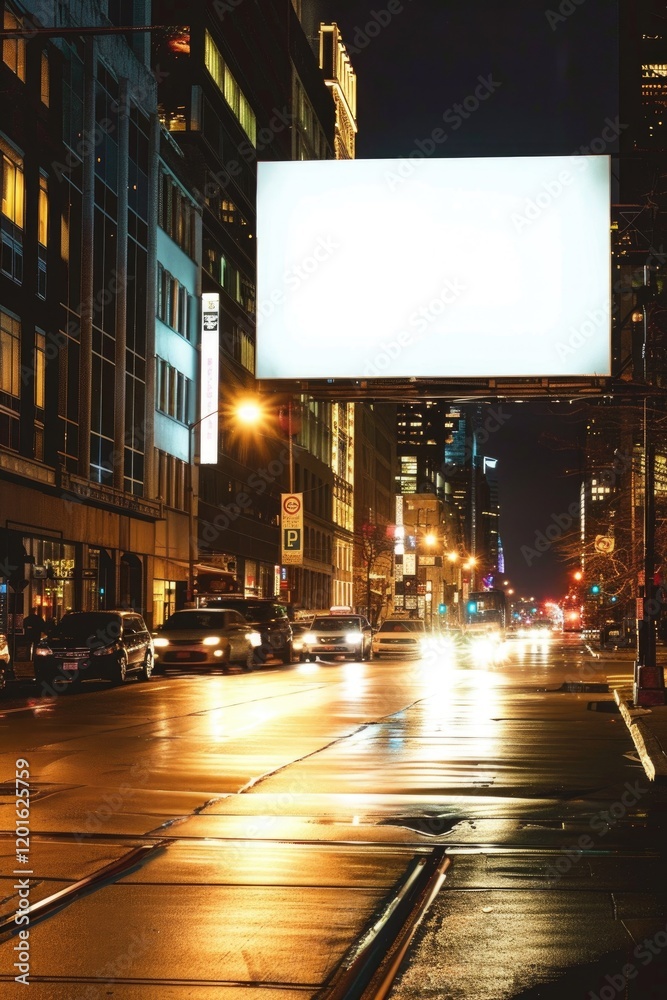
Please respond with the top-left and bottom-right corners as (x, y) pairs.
(464, 589), (508, 634)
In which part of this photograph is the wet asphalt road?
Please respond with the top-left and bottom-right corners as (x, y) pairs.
(1, 634), (666, 998)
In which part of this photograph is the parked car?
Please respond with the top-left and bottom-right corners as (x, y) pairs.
(153, 609), (261, 672)
(198, 598), (294, 664)
(290, 619), (314, 659)
(33, 611), (154, 688)
(372, 618), (426, 658)
(300, 614), (373, 662)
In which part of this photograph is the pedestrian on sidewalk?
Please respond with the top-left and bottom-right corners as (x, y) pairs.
(22, 607), (48, 658)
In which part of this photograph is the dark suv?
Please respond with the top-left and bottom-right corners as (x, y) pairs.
(200, 598), (293, 664)
(34, 611), (154, 689)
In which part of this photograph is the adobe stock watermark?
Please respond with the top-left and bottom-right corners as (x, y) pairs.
(418, 406), (512, 488)
(257, 235), (340, 321)
(545, 779), (650, 880)
(75, 760), (150, 842)
(76, 930), (153, 1000)
(199, 448), (292, 550)
(386, 74), (502, 191)
(346, 1), (414, 56)
(545, 0), (588, 32)
(363, 278), (466, 376)
(520, 451), (632, 566)
(511, 117), (627, 233)
(192, 106), (293, 204)
(587, 917), (667, 999)
(554, 301), (610, 362)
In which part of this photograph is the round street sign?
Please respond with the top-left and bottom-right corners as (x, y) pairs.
(283, 495), (301, 516)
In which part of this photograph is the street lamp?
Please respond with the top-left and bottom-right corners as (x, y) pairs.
(233, 396), (298, 492)
(232, 396), (301, 599)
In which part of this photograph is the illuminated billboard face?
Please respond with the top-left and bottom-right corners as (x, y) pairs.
(200, 293), (219, 465)
(256, 156), (611, 379)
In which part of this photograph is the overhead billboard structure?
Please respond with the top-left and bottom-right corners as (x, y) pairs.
(256, 156), (611, 384)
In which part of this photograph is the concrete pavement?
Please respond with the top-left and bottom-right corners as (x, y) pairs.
(591, 643), (667, 783)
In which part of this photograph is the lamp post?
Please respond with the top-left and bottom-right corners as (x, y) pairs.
(234, 397), (301, 601)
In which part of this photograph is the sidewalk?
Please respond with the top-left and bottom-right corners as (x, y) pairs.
(592, 645), (667, 783)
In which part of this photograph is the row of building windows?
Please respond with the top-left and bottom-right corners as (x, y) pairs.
(3, 5), (49, 105)
(156, 448), (187, 511)
(1, 150), (49, 293)
(204, 243), (256, 315)
(204, 31), (257, 147)
(156, 357), (191, 425)
(221, 322), (255, 374)
(157, 263), (192, 339)
(0, 310), (45, 408)
(158, 169), (198, 261)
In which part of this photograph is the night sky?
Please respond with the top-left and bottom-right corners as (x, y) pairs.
(305, 0), (619, 600)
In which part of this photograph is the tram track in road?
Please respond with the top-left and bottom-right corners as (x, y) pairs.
(2, 827), (663, 997)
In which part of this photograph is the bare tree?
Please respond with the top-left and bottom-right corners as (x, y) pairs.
(354, 522), (394, 624)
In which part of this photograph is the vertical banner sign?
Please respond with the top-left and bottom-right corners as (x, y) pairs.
(281, 494), (303, 565)
(200, 293), (220, 465)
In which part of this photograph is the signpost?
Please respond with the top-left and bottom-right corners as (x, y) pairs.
(281, 493), (303, 566)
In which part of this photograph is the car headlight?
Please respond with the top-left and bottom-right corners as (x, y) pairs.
(202, 636), (221, 646)
(248, 630), (262, 647)
(345, 632), (362, 644)
(303, 632), (317, 644)
(34, 645), (52, 657)
(153, 637), (169, 648)
(92, 641), (120, 656)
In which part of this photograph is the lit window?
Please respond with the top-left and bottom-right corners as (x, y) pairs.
(204, 31), (256, 146)
(35, 330), (46, 409)
(40, 52), (49, 106)
(0, 310), (20, 397)
(38, 176), (48, 245)
(1, 152), (24, 227)
(2, 6), (26, 81)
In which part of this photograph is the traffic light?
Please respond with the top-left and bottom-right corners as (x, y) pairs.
(590, 584), (600, 595)
(467, 600), (478, 615)
(438, 603), (447, 614)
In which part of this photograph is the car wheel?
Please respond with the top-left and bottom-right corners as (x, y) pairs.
(374, 652), (381, 659)
(111, 654), (128, 685)
(253, 645), (269, 666)
(138, 651), (153, 681)
(299, 653), (306, 662)
(280, 642), (293, 665)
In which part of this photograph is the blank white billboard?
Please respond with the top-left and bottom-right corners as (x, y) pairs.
(256, 156), (611, 379)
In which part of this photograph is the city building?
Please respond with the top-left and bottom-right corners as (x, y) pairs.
(353, 403), (396, 622)
(152, 0), (339, 610)
(1, 0), (162, 634)
(152, 128), (202, 625)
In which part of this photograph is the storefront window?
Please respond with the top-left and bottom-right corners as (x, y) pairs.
(153, 579), (176, 626)
(26, 538), (76, 625)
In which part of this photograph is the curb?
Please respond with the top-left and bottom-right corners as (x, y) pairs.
(613, 688), (667, 783)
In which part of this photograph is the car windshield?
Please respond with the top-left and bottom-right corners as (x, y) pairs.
(312, 617), (362, 631)
(204, 601), (285, 622)
(50, 613), (122, 640)
(379, 620), (425, 633)
(163, 612), (229, 630)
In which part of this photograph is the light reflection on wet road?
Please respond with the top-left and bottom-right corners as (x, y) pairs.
(1, 635), (666, 997)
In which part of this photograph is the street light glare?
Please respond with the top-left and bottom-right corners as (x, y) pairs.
(236, 400), (264, 425)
